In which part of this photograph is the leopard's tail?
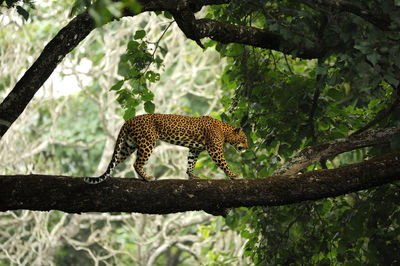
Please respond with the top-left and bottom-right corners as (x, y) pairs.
(84, 174), (109, 184)
(84, 124), (128, 185)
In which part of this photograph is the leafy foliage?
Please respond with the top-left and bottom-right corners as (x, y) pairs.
(205, 0), (400, 264)
(112, 29), (164, 120)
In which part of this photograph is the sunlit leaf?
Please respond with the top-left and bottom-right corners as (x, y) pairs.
(134, 30), (146, 40)
(110, 80), (124, 91)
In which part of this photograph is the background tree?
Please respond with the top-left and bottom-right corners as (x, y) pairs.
(1, 0), (400, 264)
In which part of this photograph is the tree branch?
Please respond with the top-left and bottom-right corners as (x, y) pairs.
(275, 127), (400, 175)
(171, 8), (205, 48)
(1, 152), (399, 214)
(195, 18), (325, 59)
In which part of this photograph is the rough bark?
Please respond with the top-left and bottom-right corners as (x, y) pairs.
(1, 152), (399, 214)
(195, 18), (325, 59)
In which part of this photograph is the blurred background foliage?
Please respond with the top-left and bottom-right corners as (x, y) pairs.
(1, 0), (400, 265)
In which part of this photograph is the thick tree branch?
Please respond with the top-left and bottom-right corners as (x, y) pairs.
(195, 18), (325, 59)
(1, 152), (399, 214)
(275, 127), (400, 175)
(171, 8), (205, 48)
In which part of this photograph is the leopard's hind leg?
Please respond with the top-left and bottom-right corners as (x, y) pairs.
(133, 137), (157, 181)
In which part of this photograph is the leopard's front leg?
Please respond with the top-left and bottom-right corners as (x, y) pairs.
(206, 145), (242, 180)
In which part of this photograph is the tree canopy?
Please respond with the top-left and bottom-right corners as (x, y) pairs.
(1, 0), (400, 264)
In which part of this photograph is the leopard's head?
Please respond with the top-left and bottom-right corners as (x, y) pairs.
(229, 127), (248, 152)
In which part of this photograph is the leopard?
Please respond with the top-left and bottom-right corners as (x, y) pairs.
(84, 114), (248, 184)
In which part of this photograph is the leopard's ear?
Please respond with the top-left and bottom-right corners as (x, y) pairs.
(234, 127), (241, 134)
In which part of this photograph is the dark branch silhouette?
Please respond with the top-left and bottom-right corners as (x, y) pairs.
(1, 153), (399, 214)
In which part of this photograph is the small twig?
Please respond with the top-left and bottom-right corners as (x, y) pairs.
(143, 20), (174, 74)
(269, 50), (278, 70)
(283, 54), (293, 74)
(152, 21), (175, 58)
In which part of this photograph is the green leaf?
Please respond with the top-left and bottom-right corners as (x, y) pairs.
(145, 71), (160, 82)
(123, 107), (136, 121)
(226, 44), (244, 57)
(118, 60), (130, 77)
(163, 11), (173, 19)
(134, 30), (146, 40)
(128, 68), (141, 79)
(110, 80), (124, 91)
(225, 211), (239, 229)
(127, 40), (140, 51)
(120, 54), (129, 62)
(126, 1), (142, 14)
(200, 226), (210, 239)
(220, 112), (229, 122)
(159, 46), (168, 57)
(116, 89), (129, 105)
(144, 101), (155, 113)
(141, 90), (154, 101)
(203, 40), (217, 49)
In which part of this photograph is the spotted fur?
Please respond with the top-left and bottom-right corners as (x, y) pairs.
(84, 114), (248, 184)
